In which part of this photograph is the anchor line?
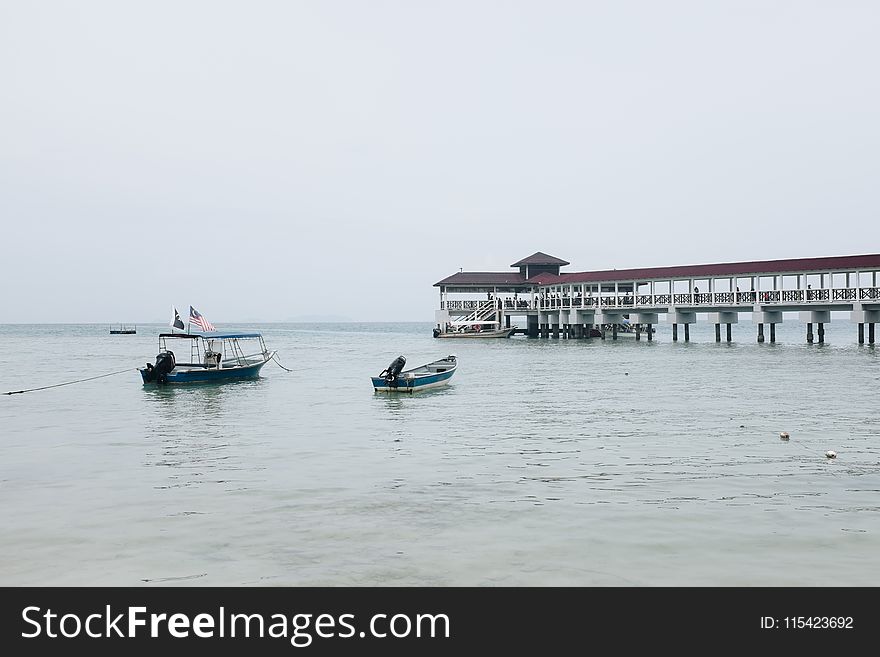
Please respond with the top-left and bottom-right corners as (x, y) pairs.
(271, 353), (303, 373)
(4, 367), (139, 395)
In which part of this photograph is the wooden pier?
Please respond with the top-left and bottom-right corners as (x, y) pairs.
(434, 252), (880, 343)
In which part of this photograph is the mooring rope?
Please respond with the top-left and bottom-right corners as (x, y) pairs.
(271, 353), (303, 373)
(4, 367), (139, 395)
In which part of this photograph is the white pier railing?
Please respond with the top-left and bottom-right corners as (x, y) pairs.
(528, 287), (880, 310)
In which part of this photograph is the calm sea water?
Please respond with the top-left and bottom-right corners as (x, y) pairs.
(1, 321), (878, 586)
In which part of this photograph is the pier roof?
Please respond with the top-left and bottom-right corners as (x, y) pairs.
(510, 252), (570, 267)
(546, 253), (880, 285)
(526, 272), (562, 284)
(436, 253), (880, 288)
(434, 272), (527, 286)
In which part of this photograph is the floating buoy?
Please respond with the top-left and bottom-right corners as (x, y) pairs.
(779, 432), (790, 441)
(825, 450), (837, 459)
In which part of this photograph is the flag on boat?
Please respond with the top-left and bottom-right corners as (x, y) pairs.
(189, 306), (216, 332)
(170, 306), (185, 331)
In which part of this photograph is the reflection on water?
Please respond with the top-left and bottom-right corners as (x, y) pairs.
(142, 380), (267, 489)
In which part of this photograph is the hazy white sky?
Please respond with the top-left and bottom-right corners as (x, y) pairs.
(1, 1), (878, 323)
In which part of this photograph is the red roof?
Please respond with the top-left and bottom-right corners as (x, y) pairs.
(436, 253), (880, 287)
(548, 253), (880, 285)
(525, 272), (561, 284)
(434, 272), (527, 286)
(510, 252), (570, 267)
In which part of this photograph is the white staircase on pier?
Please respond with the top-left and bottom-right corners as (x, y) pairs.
(461, 301), (499, 324)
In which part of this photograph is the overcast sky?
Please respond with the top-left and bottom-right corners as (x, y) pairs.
(1, 1), (878, 323)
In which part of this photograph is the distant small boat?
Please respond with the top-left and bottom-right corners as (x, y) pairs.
(110, 324), (136, 334)
(372, 355), (457, 392)
(433, 321), (516, 338)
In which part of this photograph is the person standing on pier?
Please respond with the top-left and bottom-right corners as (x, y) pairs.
(693, 286), (700, 303)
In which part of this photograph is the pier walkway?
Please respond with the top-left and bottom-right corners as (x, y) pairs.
(434, 252), (880, 343)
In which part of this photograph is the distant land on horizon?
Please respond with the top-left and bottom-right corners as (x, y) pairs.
(125, 316), (430, 325)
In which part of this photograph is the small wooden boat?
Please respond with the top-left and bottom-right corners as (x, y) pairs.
(110, 324), (136, 334)
(372, 355), (457, 392)
(433, 321), (516, 338)
(139, 332), (275, 384)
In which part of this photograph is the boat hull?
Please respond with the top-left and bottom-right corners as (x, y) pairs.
(371, 368), (455, 392)
(435, 328), (516, 338)
(139, 360), (268, 384)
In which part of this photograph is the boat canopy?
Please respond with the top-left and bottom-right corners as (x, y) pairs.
(448, 320), (499, 326)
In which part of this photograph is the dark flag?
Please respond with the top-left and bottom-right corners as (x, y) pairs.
(170, 306), (185, 331)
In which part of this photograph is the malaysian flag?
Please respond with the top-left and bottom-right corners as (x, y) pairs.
(189, 306), (216, 332)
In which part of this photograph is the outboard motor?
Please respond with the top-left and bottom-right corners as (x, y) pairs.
(433, 327), (441, 338)
(143, 350), (176, 384)
(379, 355), (406, 387)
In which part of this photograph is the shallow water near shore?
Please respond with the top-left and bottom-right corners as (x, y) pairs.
(1, 321), (878, 586)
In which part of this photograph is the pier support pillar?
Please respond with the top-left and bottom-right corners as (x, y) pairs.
(612, 324), (618, 340)
(851, 306), (880, 343)
(817, 323), (825, 344)
(527, 315), (538, 338)
(715, 323), (721, 342)
(684, 324), (690, 342)
(506, 315), (511, 328)
(647, 324), (653, 341)
(726, 323), (732, 342)
(635, 324), (641, 340)
(552, 323), (560, 339)
(672, 324), (678, 341)
(770, 323), (776, 343)
(601, 325), (606, 340)
(807, 323), (813, 343)
(757, 323), (765, 343)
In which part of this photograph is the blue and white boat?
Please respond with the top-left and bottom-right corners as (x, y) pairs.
(139, 332), (275, 384)
(371, 355), (457, 393)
